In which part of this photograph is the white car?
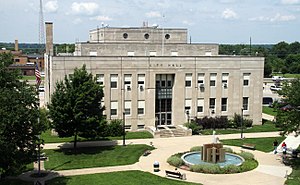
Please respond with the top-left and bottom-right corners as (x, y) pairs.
(270, 85), (282, 91)
(38, 86), (45, 92)
(272, 76), (285, 81)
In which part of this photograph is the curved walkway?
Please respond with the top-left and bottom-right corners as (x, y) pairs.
(19, 132), (292, 185)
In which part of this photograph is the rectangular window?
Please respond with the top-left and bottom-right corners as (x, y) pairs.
(138, 100), (145, 115)
(209, 98), (215, 109)
(124, 74), (132, 91)
(185, 99), (192, 111)
(171, 51), (178, 56)
(125, 101), (131, 115)
(14, 58), (20, 62)
(197, 98), (204, 113)
(221, 98), (227, 111)
(243, 97), (249, 110)
(197, 73), (205, 88)
(138, 74), (145, 91)
(222, 73), (229, 88)
(110, 74), (118, 88)
(149, 51), (156, 56)
(89, 51), (97, 56)
(210, 73), (217, 87)
(111, 101), (118, 116)
(243, 73), (250, 86)
(127, 51), (134, 56)
(96, 74), (104, 85)
(185, 73), (192, 87)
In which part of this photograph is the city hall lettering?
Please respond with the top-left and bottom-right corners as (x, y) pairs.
(149, 63), (182, 68)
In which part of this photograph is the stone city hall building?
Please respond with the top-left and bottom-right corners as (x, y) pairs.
(44, 22), (264, 135)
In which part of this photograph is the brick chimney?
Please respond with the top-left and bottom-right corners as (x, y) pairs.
(45, 22), (53, 56)
(15, 39), (19, 51)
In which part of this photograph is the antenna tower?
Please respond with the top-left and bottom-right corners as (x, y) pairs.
(39, 0), (45, 53)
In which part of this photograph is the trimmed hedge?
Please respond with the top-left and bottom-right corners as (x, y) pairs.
(190, 146), (202, 152)
(167, 156), (184, 167)
(167, 147), (258, 174)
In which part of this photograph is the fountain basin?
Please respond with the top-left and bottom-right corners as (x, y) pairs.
(181, 152), (244, 168)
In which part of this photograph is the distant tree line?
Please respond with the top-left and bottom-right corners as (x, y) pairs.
(220, 41), (300, 77)
(0, 43), (75, 55)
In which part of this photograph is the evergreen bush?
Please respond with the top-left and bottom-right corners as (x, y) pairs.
(167, 156), (184, 167)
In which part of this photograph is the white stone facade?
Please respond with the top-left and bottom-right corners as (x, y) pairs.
(45, 25), (264, 131)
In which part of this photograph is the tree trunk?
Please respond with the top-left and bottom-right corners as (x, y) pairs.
(74, 131), (78, 155)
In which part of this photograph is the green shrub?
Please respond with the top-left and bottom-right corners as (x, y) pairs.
(222, 164), (240, 173)
(190, 146), (202, 152)
(190, 164), (221, 174)
(223, 147), (233, 153)
(239, 159), (258, 171)
(184, 121), (202, 135)
(167, 156), (184, 167)
(106, 119), (123, 136)
(239, 151), (254, 160)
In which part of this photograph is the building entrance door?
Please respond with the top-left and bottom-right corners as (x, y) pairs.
(155, 74), (174, 125)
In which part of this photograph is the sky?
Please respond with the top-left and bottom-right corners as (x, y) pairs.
(1, 0), (300, 44)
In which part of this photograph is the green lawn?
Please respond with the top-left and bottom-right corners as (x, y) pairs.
(199, 121), (281, 135)
(20, 76), (45, 81)
(272, 73), (300, 78)
(44, 144), (154, 170)
(0, 179), (32, 185)
(46, 170), (200, 185)
(221, 136), (286, 152)
(41, 130), (153, 143)
(285, 158), (300, 185)
(262, 106), (278, 116)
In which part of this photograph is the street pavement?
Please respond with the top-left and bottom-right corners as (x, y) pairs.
(19, 131), (295, 185)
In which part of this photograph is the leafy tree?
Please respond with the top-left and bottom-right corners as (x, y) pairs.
(275, 78), (300, 136)
(0, 53), (46, 177)
(272, 41), (289, 59)
(48, 65), (106, 151)
(264, 61), (272, 77)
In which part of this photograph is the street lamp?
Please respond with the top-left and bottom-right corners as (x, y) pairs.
(186, 110), (190, 123)
(155, 116), (158, 131)
(122, 111), (126, 146)
(211, 109), (215, 130)
(241, 107), (244, 139)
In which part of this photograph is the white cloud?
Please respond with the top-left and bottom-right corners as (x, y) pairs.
(249, 13), (296, 22)
(72, 18), (82, 24)
(219, 0), (237, 3)
(182, 20), (194, 26)
(45, 0), (58, 13)
(90, 16), (112, 21)
(71, 2), (99, 16)
(221, 8), (238, 20)
(281, 0), (300, 5)
(145, 11), (162, 18)
(271, 13), (296, 21)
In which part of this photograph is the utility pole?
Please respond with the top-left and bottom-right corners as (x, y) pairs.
(39, 0), (45, 54)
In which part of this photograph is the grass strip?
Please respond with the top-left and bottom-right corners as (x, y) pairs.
(46, 170), (200, 185)
(221, 136), (286, 152)
(44, 144), (154, 170)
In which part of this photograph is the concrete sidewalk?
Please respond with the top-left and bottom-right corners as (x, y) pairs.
(19, 131), (292, 185)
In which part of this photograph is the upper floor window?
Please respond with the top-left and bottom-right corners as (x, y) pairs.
(185, 73), (192, 87)
(243, 73), (250, 86)
(110, 74), (118, 88)
(210, 73), (217, 87)
(96, 74), (104, 85)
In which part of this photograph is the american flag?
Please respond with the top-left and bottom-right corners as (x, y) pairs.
(35, 62), (41, 87)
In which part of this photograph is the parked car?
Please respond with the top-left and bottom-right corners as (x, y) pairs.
(270, 85), (282, 91)
(38, 86), (45, 92)
(272, 76), (285, 81)
(263, 97), (273, 106)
